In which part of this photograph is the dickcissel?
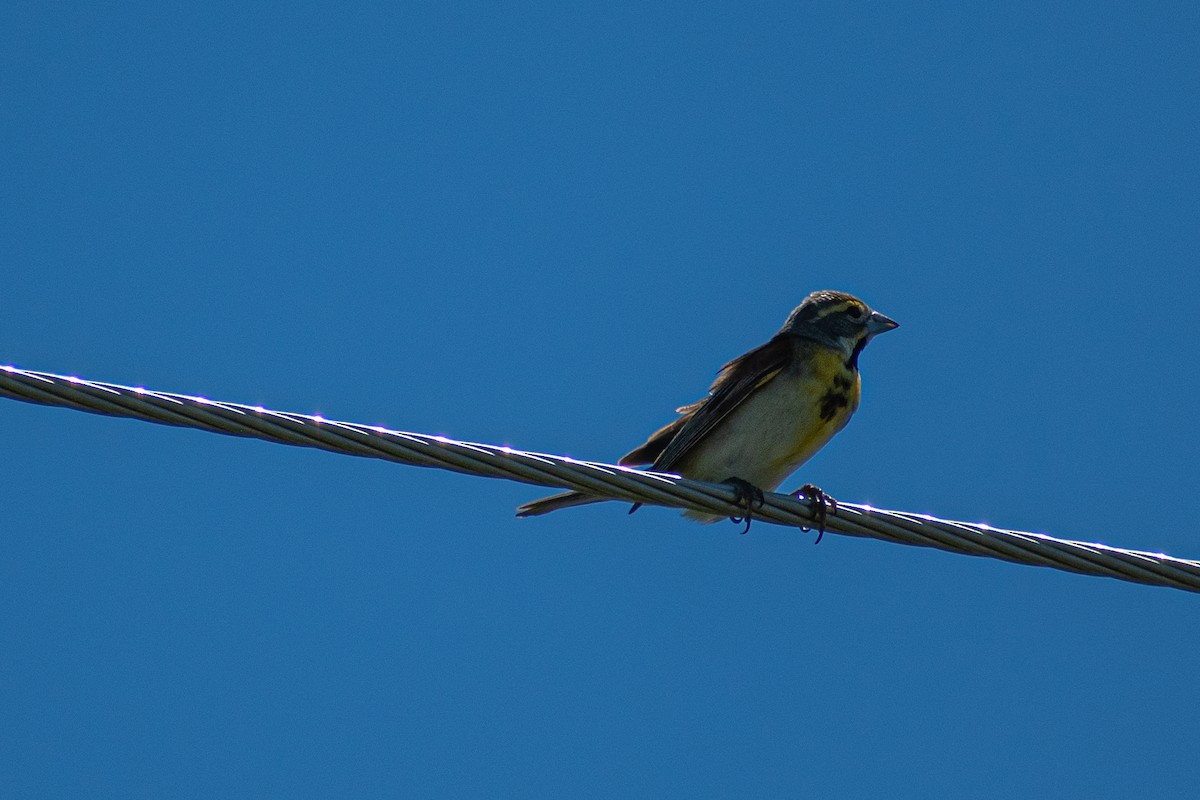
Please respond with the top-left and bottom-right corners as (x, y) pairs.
(516, 290), (898, 534)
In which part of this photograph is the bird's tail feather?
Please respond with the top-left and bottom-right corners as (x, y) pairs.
(518, 492), (726, 523)
(515, 491), (607, 517)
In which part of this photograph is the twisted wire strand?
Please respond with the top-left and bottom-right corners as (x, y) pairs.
(3, 365), (1197, 593)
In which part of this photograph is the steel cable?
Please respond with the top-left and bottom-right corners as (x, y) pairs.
(3, 365), (1196, 593)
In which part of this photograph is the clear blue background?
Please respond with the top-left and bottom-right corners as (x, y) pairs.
(3, 2), (1198, 797)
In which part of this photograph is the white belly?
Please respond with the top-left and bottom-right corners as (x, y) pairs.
(674, 369), (856, 520)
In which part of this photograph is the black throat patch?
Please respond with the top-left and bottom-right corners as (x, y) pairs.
(847, 330), (875, 370)
(818, 373), (855, 422)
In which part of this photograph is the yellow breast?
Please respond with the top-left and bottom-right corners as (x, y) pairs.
(772, 347), (861, 471)
(678, 345), (861, 491)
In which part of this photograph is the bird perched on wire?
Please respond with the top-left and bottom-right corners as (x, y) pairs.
(516, 290), (898, 537)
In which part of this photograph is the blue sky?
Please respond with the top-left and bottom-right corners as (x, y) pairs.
(3, 2), (1198, 797)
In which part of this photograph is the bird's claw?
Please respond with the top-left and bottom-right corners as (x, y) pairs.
(724, 477), (766, 534)
(791, 483), (837, 544)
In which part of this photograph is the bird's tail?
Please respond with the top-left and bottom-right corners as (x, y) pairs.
(515, 490), (607, 517)
(518, 492), (725, 523)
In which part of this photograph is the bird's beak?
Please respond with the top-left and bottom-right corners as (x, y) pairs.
(866, 311), (899, 337)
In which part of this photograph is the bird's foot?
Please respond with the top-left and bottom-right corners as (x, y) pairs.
(791, 483), (837, 544)
(723, 477), (766, 534)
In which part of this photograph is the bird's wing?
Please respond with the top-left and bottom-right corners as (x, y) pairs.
(618, 410), (693, 467)
(618, 334), (794, 471)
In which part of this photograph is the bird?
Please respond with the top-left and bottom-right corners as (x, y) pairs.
(516, 290), (898, 534)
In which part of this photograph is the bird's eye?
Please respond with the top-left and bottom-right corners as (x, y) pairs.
(846, 305), (864, 320)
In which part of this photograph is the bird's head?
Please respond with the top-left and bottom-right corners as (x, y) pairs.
(781, 290), (899, 365)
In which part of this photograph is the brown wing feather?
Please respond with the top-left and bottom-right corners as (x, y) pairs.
(619, 413), (692, 466)
(620, 334), (795, 472)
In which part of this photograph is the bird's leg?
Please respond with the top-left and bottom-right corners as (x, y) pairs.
(722, 477), (766, 534)
(791, 483), (837, 544)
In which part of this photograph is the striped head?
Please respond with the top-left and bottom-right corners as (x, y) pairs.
(780, 290), (899, 365)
